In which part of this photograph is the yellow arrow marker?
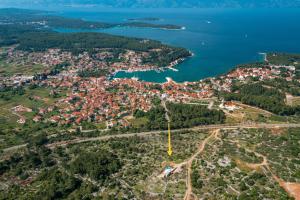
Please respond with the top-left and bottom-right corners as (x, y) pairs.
(167, 122), (172, 156)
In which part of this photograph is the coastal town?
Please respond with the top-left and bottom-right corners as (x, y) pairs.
(1, 46), (299, 128)
(0, 44), (190, 84)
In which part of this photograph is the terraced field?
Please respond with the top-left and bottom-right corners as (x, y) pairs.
(1, 127), (300, 199)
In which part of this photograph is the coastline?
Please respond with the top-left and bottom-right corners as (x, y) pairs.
(165, 77), (179, 84)
(259, 52), (268, 62)
(111, 51), (279, 84)
(112, 51), (193, 81)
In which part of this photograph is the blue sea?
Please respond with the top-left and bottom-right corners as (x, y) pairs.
(52, 7), (300, 82)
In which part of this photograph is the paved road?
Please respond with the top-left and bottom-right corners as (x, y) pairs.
(3, 123), (300, 152)
(161, 99), (170, 122)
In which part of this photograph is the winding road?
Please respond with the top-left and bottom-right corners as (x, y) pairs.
(183, 129), (220, 200)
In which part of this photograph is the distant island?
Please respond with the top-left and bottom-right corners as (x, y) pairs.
(121, 22), (182, 30)
(127, 17), (161, 21)
(0, 8), (183, 30)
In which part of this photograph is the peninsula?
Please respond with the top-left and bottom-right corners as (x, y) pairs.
(0, 8), (183, 30)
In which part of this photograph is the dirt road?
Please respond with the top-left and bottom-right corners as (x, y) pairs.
(183, 129), (220, 200)
(236, 144), (300, 200)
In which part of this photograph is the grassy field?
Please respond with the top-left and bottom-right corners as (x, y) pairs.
(267, 53), (300, 69)
(0, 60), (46, 76)
(224, 102), (300, 124)
(224, 105), (271, 124)
(95, 122), (107, 129)
(0, 87), (65, 128)
(287, 95), (300, 107)
(0, 47), (49, 76)
(129, 117), (149, 128)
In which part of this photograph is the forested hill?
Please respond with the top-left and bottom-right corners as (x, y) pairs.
(1, 0), (300, 8)
(0, 24), (191, 67)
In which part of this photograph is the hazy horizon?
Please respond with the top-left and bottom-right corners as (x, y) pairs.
(1, 0), (300, 9)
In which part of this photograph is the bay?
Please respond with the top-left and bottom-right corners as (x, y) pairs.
(56, 8), (300, 82)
